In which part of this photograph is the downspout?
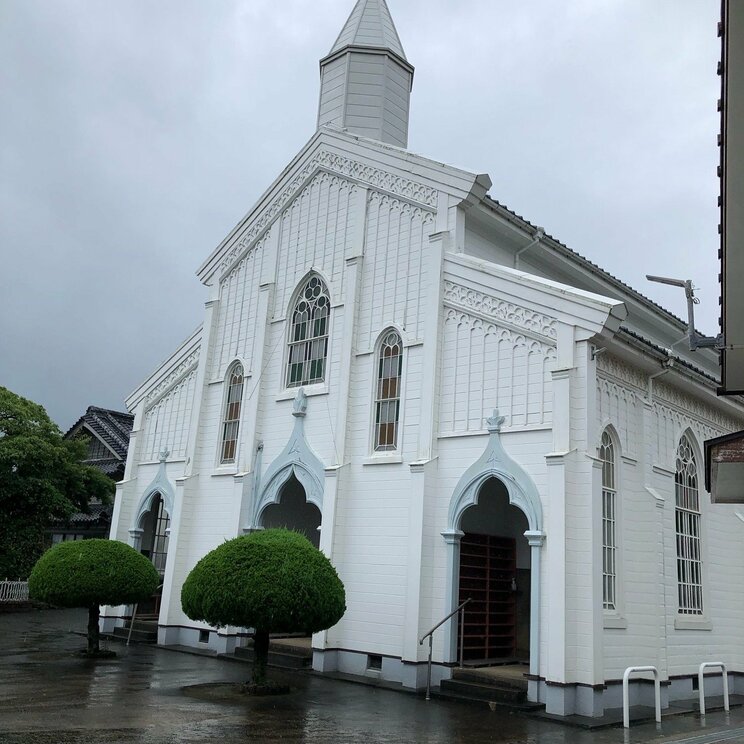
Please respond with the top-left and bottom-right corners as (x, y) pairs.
(645, 354), (674, 405)
(515, 227), (545, 270)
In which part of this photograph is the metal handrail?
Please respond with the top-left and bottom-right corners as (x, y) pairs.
(419, 598), (471, 701)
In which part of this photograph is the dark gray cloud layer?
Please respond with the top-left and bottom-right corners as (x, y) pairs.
(0, 0), (721, 429)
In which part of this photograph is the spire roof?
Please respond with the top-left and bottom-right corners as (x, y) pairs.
(328, 0), (407, 61)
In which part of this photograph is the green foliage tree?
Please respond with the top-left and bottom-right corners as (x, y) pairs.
(182, 529), (346, 686)
(0, 386), (115, 578)
(29, 539), (160, 655)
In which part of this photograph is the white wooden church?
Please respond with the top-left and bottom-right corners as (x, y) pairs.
(103, 0), (744, 717)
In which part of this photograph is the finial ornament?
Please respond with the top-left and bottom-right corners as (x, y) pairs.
(486, 409), (505, 433)
(158, 448), (170, 463)
(292, 388), (308, 418)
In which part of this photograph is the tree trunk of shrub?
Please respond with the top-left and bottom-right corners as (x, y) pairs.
(87, 604), (100, 654)
(253, 628), (269, 684)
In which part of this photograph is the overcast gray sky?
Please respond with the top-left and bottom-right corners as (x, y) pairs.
(0, 0), (721, 430)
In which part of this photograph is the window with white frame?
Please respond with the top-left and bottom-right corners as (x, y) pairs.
(286, 276), (330, 388)
(220, 362), (244, 463)
(374, 330), (402, 451)
(599, 429), (617, 611)
(675, 434), (703, 615)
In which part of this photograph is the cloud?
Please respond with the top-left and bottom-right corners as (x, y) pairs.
(0, 0), (722, 427)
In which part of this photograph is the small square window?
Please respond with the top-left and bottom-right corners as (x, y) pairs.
(367, 654), (382, 671)
(199, 630), (210, 644)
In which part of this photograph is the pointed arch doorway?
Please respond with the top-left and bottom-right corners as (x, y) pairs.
(458, 477), (531, 664)
(259, 474), (321, 548)
(136, 492), (170, 617)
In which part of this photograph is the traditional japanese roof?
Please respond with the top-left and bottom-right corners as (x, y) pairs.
(68, 502), (112, 526)
(65, 406), (134, 461)
(328, 0), (407, 60)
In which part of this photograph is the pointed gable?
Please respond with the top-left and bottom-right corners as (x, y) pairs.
(329, 0), (407, 60)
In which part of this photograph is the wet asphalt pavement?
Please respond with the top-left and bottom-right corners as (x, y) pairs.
(1, 608), (744, 744)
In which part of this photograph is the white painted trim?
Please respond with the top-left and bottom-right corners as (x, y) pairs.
(674, 616), (713, 631)
(276, 385), (329, 401)
(131, 456), (175, 531)
(250, 390), (326, 529)
(447, 413), (543, 533)
(361, 454), (403, 465)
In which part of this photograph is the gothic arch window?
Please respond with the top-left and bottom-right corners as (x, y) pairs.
(220, 362), (244, 464)
(675, 433), (703, 615)
(373, 330), (403, 451)
(599, 428), (617, 611)
(286, 276), (330, 388)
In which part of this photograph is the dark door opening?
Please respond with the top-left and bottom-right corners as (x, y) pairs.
(458, 532), (517, 662)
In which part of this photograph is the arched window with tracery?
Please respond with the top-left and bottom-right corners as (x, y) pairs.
(220, 362), (244, 463)
(599, 429), (617, 611)
(286, 276), (330, 388)
(374, 330), (403, 451)
(675, 433), (703, 615)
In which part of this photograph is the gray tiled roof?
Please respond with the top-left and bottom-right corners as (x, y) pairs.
(483, 195), (695, 334)
(65, 406), (134, 461)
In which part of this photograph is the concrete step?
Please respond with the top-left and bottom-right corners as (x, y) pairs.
(451, 667), (528, 690)
(439, 677), (527, 704)
(234, 640), (312, 670)
(112, 627), (157, 644)
(128, 620), (158, 633)
(432, 685), (544, 712)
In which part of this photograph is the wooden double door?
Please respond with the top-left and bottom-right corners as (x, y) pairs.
(458, 532), (517, 662)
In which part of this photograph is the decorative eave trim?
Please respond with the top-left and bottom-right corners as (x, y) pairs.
(126, 325), (203, 410)
(443, 279), (557, 342)
(198, 141), (442, 284)
(142, 351), (200, 412)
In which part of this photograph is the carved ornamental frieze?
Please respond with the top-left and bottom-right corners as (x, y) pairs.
(144, 350), (199, 410)
(218, 149), (437, 276)
(443, 280), (557, 341)
(595, 352), (647, 391)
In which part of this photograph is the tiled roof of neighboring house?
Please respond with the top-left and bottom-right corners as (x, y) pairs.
(65, 406), (134, 461)
(92, 459), (127, 477)
(68, 502), (112, 526)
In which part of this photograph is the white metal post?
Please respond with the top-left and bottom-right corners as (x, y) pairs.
(698, 662), (729, 716)
(623, 666), (661, 729)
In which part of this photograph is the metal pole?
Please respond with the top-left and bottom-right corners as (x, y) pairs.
(425, 635), (433, 701)
(126, 603), (138, 646)
(459, 607), (465, 668)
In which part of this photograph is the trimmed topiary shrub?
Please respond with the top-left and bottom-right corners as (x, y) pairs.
(29, 539), (159, 656)
(182, 528), (346, 688)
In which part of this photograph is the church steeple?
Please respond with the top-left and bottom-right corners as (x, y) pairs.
(318, 0), (414, 148)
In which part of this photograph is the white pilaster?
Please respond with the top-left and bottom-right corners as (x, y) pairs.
(525, 529), (546, 701)
(231, 280), (275, 534)
(402, 459), (429, 662)
(441, 529), (464, 662)
(417, 229), (447, 460)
